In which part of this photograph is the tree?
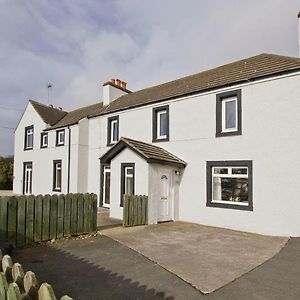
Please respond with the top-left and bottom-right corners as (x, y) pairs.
(0, 156), (13, 190)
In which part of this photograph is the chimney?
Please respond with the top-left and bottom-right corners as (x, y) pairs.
(298, 12), (300, 57)
(102, 78), (130, 106)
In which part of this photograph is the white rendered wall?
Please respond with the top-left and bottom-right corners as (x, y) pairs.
(13, 102), (69, 195)
(110, 148), (148, 220)
(87, 73), (300, 236)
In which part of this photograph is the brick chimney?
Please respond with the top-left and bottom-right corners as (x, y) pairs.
(102, 78), (130, 106)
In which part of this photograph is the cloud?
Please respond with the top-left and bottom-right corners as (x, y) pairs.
(0, 0), (299, 155)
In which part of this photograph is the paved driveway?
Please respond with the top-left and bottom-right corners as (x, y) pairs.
(101, 222), (288, 293)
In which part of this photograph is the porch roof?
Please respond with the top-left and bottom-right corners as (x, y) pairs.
(100, 137), (187, 168)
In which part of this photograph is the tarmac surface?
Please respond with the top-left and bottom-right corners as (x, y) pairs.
(13, 234), (300, 300)
(102, 221), (288, 293)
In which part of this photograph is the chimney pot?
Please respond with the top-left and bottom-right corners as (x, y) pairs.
(116, 79), (121, 86)
(121, 81), (127, 90)
(111, 79), (115, 85)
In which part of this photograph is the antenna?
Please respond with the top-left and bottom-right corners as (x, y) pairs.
(47, 83), (52, 105)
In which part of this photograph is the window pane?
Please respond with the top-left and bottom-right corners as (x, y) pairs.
(28, 134), (33, 148)
(112, 121), (118, 141)
(104, 172), (110, 204)
(232, 168), (247, 175)
(159, 112), (167, 136)
(125, 177), (133, 195)
(126, 167), (133, 175)
(55, 163), (62, 189)
(213, 168), (228, 174)
(213, 177), (248, 203)
(225, 100), (237, 129)
(59, 132), (65, 143)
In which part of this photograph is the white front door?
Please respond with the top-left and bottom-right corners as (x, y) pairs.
(23, 163), (32, 195)
(103, 166), (111, 208)
(158, 170), (173, 222)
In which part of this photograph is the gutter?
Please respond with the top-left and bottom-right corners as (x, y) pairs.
(67, 126), (71, 193)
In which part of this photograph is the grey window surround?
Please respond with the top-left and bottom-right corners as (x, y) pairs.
(152, 105), (169, 142)
(56, 129), (65, 146)
(120, 163), (135, 207)
(24, 125), (34, 151)
(107, 116), (119, 146)
(53, 160), (62, 192)
(216, 89), (242, 137)
(206, 160), (253, 211)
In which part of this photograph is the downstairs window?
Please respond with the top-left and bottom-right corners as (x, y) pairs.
(206, 160), (253, 211)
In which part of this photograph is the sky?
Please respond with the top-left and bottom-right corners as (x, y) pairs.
(0, 0), (299, 156)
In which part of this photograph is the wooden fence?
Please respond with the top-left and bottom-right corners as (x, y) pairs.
(0, 193), (97, 247)
(0, 250), (73, 299)
(123, 195), (148, 227)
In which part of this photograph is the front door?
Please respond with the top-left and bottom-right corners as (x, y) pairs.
(158, 170), (172, 222)
(103, 166), (111, 208)
(23, 162), (32, 195)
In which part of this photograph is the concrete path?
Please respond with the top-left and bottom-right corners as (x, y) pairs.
(101, 222), (288, 293)
(13, 235), (300, 300)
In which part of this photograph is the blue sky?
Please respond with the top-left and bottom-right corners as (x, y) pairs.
(0, 0), (299, 156)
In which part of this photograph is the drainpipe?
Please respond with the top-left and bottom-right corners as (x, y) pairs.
(67, 126), (71, 193)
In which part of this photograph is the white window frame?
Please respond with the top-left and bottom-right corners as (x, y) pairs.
(56, 130), (65, 146)
(25, 127), (34, 149)
(53, 161), (62, 191)
(221, 96), (238, 133)
(124, 166), (134, 195)
(212, 166), (248, 206)
(110, 119), (118, 144)
(41, 133), (48, 148)
(156, 110), (167, 139)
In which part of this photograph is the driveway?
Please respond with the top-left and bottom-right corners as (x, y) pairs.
(101, 222), (288, 294)
(13, 234), (300, 300)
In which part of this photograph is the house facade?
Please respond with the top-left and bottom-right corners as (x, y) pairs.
(14, 53), (300, 237)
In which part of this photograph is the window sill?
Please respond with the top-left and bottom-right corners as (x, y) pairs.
(215, 130), (241, 138)
(107, 141), (118, 147)
(24, 147), (33, 151)
(152, 137), (169, 143)
(53, 188), (61, 192)
(207, 201), (253, 211)
(55, 143), (65, 147)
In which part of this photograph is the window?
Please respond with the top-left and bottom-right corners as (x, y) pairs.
(206, 160), (253, 211)
(40, 132), (48, 148)
(120, 163), (135, 207)
(24, 125), (34, 150)
(56, 129), (65, 146)
(216, 89), (242, 137)
(107, 116), (119, 145)
(53, 160), (62, 192)
(153, 105), (169, 142)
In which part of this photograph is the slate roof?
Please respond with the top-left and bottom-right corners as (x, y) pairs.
(100, 137), (187, 167)
(49, 102), (104, 130)
(89, 53), (300, 117)
(29, 100), (67, 126)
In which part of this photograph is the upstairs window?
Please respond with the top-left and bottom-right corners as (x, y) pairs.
(153, 105), (169, 142)
(206, 160), (253, 211)
(120, 163), (135, 207)
(56, 129), (65, 146)
(40, 132), (48, 148)
(53, 160), (62, 192)
(216, 89), (242, 137)
(107, 116), (119, 146)
(24, 125), (34, 150)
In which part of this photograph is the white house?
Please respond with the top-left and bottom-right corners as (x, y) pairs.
(13, 52), (300, 237)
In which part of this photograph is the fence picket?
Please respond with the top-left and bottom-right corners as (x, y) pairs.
(71, 194), (78, 236)
(50, 195), (58, 239)
(57, 194), (65, 238)
(7, 196), (17, 244)
(64, 194), (72, 237)
(26, 196), (35, 244)
(0, 197), (8, 240)
(16, 197), (26, 247)
(34, 195), (43, 242)
(83, 194), (89, 233)
(77, 194), (84, 235)
(42, 195), (51, 241)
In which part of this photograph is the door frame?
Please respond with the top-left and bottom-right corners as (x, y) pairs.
(157, 168), (174, 222)
(23, 161), (33, 195)
(101, 164), (111, 208)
